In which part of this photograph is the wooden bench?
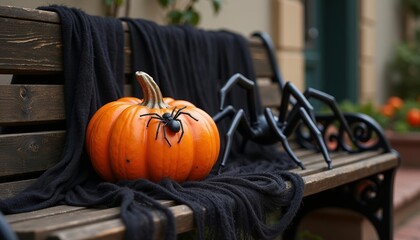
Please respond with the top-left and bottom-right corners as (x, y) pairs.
(0, 5), (399, 240)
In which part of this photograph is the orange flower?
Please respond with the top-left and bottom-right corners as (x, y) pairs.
(407, 108), (420, 127)
(380, 104), (395, 117)
(387, 96), (404, 109)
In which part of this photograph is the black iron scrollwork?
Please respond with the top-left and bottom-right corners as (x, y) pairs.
(295, 112), (392, 153)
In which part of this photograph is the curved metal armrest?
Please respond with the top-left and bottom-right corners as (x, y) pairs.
(296, 112), (393, 153)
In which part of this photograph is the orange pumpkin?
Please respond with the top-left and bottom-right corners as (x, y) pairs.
(86, 71), (220, 182)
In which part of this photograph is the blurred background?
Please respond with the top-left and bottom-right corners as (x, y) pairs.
(2, 1), (420, 238)
(0, 0), (407, 106)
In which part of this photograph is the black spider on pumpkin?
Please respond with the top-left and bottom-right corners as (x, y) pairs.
(140, 106), (198, 147)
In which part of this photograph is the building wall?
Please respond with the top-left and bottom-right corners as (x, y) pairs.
(375, 0), (402, 103)
(272, 0), (305, 90)
(360, 0), (403, 104)
(359, 0), (377, 103)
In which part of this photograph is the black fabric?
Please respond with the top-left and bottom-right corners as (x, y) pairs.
(1, 6), (305, 240)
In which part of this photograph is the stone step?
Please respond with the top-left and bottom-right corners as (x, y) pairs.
(394, 167), (420, 227)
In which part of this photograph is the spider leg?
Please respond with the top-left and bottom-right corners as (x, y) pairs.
(219, 73), (259, 125)
(213, 105), (257, 173)
(146, 116), (162, 127)
(170, 107), (177, 117)
(291, 107), (332, 169)
(155, 121), (162, 140)
(176, 119), (184, 143)
(278, 81), (316, 127)
(177, 112), (198, 121)
(213, 105), (236, 123)
(264, 108), (305, 169)
(217, 109), (247, 174)
(140, 112), (162, 118)
(303, 88), (355, 143)
(173, 106), (186, 119)
(140, 113), (163, 127)
(162, 124), (172, 147)
(214, 105), (247, 162)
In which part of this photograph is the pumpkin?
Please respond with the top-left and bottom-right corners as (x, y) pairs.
(86, 71), (220, 182)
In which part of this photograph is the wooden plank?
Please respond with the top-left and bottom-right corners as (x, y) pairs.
(0, 131), (65, 177)
(298, 151), (348, 167)
(0, 85), (65, 124)
(11, 208), (120, 240)
(0, 5), (60, 23)
(258, 82), (281, 107)
(48, 219), (126, 240)
(46, 204), (195, 240)
(248, 40), (273, 78)
(6, 205), (86, 224)
(0, 82), (271, 124)
(0, 16), (62, 74)
(0, 6), (271, 78)
(8, 200), (177, 240)
(0, 179), (35, 199)
(302, 152), (399, 196)
(294, 151), (383, 177)
(0, 84), (132, 125)
(6, 200), (175, 224)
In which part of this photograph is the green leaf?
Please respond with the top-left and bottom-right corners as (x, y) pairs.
(167, 10), (183, 24)
(394, 121), (411, 132)
(159, 0), (174, 8)
(115, 0), (124, 6)
(212, 0), (221, 13)
(184, 9), (200, 26)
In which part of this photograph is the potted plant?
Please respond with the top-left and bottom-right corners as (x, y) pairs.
(103, 0), (222, 26)
(340, 97), (420, 167)
(379, 96), (420, 167)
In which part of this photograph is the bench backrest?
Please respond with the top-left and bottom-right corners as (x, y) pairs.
(0, 5), (281, 198)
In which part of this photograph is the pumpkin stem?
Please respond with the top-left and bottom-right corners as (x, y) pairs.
(136, 71), (170, 109)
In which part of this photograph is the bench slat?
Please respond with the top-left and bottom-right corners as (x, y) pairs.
(5, 200), (175, 224)
(49, 218), (126, 240)
(7, 201), (181, 240)
(0, 5), (60, 23)
(0, 85), (65, 124)
(0, 83), (279, 125)
(0, 131), (65, 178)
(6, 205), (86, 224)
(0, 7), (272, 78)
(293, 151), (383, 176)
(258, 83), (282, 108)
(302, 152), (398, 196)
(0, 17), (62, 74)
(11, 208), (119, 240)
(0, 179), (35, 200)
(47, 204), (195, 240)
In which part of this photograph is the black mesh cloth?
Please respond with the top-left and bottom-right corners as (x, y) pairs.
(0, 6), (304, 240)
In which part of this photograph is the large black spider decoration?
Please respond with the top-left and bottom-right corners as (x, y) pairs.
(213, 73), (334, 172)
(213, 72), (356, 173)
(251, 31), (356, 152)
(140, 106), (198, 147)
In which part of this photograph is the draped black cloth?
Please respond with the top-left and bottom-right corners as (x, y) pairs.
(1, 6), (304, 240)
